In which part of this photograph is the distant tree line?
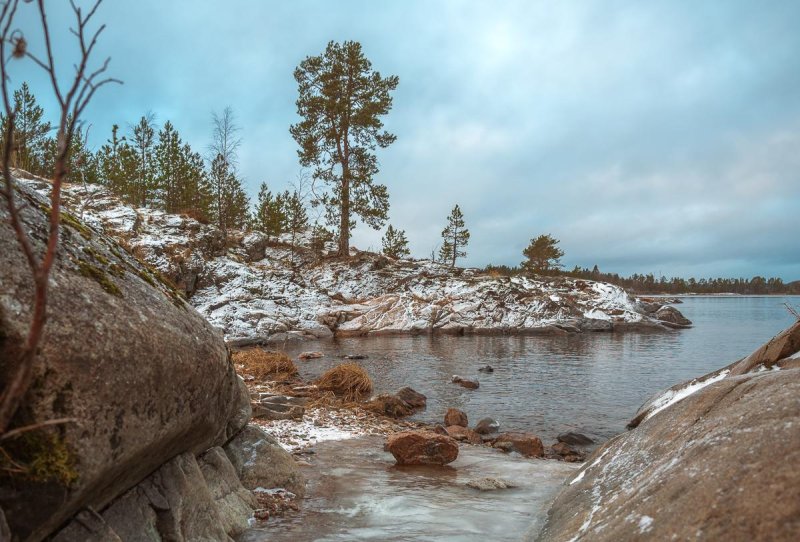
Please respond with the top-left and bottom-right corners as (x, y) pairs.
(483, 233), (799, 295)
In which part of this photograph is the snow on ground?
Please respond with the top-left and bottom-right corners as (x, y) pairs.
(19, 177), (678, 343)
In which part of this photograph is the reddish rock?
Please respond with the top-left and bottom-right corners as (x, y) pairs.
(385, 430), (459, 466)
(445, 425), (483, 445)
(298, 351), (323, 360)
(451, 375), (480, 389)
(395, 387), (427, 409)
(492, 432), (545, 458)
(550, 441), (586, 462)
(364, 394), (414, 418)
(444, 408), (468, 427)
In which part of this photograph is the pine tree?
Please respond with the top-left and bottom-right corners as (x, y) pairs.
(284, 190), (308, 264)
(382, 224), (410, 259)
(521, 234), (564, 275)
(253, 182), (287, 239)
(129, 114), (157, 206)
(97, 124), (139, 202)
(6, 83), (52, 174)
(290, 40), (398, 257)
(209, 153), (249, 234)
(439, 204), (469, 267)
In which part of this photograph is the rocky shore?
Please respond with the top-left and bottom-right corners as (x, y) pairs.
(535, 320), (800, 541)
(16, 174), (691, 346)
(0, 180), (307, 541)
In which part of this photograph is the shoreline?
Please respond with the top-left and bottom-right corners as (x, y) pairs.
(227, 319), (686, 347)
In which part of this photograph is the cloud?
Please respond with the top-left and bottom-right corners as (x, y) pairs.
(10, 0), (800, 279)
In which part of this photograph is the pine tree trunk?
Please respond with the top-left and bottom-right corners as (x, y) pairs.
(339, 175), (349, 257)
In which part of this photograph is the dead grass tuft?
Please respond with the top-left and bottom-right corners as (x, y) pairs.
(315, 363), (373, 401)
(233, 349), (298, 381)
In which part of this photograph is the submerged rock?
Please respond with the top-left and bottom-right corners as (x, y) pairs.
(444, 408), (469, 427)
(466, 477), (519, 491)
(478, 365), (495, 373)
(386, 430), (459, 466)
(298, 351), (324, 360)
(452, 375), (480, 389)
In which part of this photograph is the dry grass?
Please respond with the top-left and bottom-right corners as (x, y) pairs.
(232, 349), (298, 381)
(315, 363), (373, 401)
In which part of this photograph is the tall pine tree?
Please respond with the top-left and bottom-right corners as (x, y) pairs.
(129, 114), (157, 206)
(439, 204), (469, 267)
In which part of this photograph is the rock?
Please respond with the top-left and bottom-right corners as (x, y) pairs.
(549, 441), (586, 462)
(365, 387), (427, 418)
(364, 394), (415, 418)
(474, 418), (501, 435)
(0, 179), (242, 541)
(444, 407), (469, 427)
(385, 430), (459, 466)
(395, 387), (427, 409)
(580, 318), (613, 332)
(556, 432), (594, 446)
(445, 425), (483, 445)
(53, 450), (249, 542)
(241, 231), (269, 262)
(251, 394), (306, 421)
(197, 447), (259, 536)
(466, 477), (519, 491)
(298, 351), (324, 360)
(343, 354), (369, 360)
(432, 425), (449, 436)
(478, 365), (494, 373)
(451, 375), (480, 389)
(654, 305), (692, 327)
(538, 366), (800, 542)
(223, 425), (306, 498)
(492, 432), (545, 458)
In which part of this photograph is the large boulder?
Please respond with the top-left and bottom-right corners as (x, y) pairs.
(0, 179), (243, 541)
(537, 324), (800, 542)
(223, 425), (306, 498)
(385, 430), (459, 466)
(53, 448), (256, 541)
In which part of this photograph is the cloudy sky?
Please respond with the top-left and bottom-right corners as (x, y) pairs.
(13, 0), (800, 280)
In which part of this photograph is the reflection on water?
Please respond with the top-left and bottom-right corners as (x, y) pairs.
(240, 436), (578, 542)
(282, 296), (799, 442)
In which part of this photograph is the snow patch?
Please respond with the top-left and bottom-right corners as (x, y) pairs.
(638, 515), (654, 533)
(643, 370), (730, 422)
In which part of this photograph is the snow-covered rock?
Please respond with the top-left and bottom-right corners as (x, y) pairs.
(20, 176), (688, 343)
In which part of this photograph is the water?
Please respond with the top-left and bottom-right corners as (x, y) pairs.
(282, 296), (799, 442)
(240, 436), (578, 542)
(247, 296), (798, 541)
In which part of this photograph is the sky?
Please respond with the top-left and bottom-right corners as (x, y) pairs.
(11, 0), (800, 280)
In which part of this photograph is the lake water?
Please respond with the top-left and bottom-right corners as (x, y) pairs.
(282, 296), (800, 442)
(245, 296), (799, 542)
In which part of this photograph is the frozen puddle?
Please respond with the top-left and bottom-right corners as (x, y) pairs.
(240, 435), (578, 541)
